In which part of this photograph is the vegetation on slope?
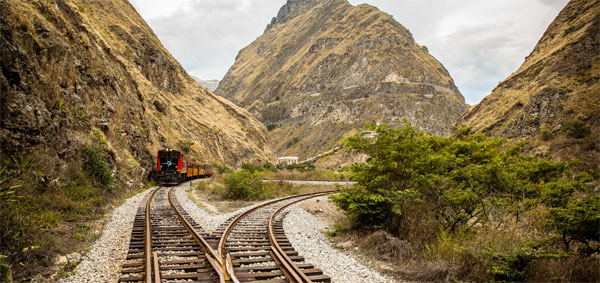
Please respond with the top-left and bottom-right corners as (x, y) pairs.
(330, 122), (598, 281)
(0, 146), (151, 280)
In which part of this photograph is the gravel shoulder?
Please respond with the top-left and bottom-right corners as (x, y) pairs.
(283, 196), (397, 283)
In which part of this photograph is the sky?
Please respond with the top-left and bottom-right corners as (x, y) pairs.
(129, 0), (569, 105)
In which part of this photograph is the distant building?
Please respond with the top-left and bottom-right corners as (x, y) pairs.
(278, 156), (299, 165)
(362, 131), (377, 138)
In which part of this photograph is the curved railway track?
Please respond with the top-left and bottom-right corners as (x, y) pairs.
(217, 192), (332, 283)
(119, 183), (332, 282)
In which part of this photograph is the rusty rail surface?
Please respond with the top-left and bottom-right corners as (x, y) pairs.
(268, 193), (331, 283)
(166, 186), (225, 283)
(145, 187), (160, 282)
(218, 191), (335, 282)
(120, 185), (222, 282)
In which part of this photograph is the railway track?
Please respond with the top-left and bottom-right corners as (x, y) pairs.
(119, 186), (223, 282)
(217, 193), (332, 282)
(119, 184), (331, 282)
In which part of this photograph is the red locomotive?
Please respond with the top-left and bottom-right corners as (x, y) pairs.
(155, 149), (213, 185)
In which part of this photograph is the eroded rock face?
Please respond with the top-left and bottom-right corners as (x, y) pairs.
(0, 0), (274, 183)
(217, 0), (468, 160)
(460, 0), (599, 165)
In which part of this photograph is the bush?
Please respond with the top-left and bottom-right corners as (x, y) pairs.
(84, 146), (116, 193)
(267, 124), (277, 131)
(241, 163), (261, 173)
(562, 120), (591, 139)
(540, 128), (553, 141)
(331, 122), (596, 260)
(224, 170), (265, 200)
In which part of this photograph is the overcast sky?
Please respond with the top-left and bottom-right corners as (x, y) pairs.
(129, 0), (569, 105)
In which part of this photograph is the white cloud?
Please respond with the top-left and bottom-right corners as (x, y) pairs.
(129, 0), (569, 105)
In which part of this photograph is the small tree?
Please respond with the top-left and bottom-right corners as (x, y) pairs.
(224, 170), (264, 200)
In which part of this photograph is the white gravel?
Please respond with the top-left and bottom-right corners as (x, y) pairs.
(174, 181), (238, 232)
(283, 196), (397, 283)
(60, 187), (155, 283)
(174, 181), (273, 232)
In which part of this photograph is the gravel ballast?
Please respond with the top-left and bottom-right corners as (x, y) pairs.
(283, 196), (397, 283)
(60, 188), (154, 283)
(61, 183), (395, 282)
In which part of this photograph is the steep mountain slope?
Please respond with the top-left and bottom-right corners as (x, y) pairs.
(0, 0), (273, 278)
(1, 0), (274, 169)
(216, 0), (468, 160)
(460, 0), (599, 167)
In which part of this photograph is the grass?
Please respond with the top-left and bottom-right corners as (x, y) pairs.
(0, 148), (131, 280)
(187, 171), (337, 214)
(260, 169), (350, 181)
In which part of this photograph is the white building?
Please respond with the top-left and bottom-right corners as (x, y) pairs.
(278, 156), (299, 165)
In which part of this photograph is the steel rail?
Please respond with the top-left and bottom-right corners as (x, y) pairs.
(218, 190), (336, 282)
(268, 192), (333, 283)
(217, 194), (305, 258)
(167, 186), (225, 283)
(144, 187), (161, 283)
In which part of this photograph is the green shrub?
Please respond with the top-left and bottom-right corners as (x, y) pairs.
(562, 120), (591, 139)
(332, 121), (592, 243)
(547, 194), (600, 253)
(267, 124), (277, 131)
(241, 163), (261, 173)
(224, 170), (265, 200)
(12, 153), (33, 172)
(262, 161), (277, 171)
(216, 165), (232, 174)
(0, 165), (20, 202)
(540, 128), (553, 141)
(84, 146), (116, 193)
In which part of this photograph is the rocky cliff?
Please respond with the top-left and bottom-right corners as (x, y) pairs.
(216, 0), (468, 161)
(459, 0), (599, 168)
(0, 0), (274, 172)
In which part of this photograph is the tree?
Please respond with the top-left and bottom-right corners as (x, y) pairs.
(331, 121), (594, 250)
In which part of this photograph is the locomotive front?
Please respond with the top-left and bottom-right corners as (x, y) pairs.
(156, 149), (185, 185)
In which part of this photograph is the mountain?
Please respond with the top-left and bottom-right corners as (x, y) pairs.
(0, 0), (274, 171)
(192, 77), (220, 91)
(216, 0), (468, 161)
(0, 1), (273, 278)
(459, 0), (599, 168)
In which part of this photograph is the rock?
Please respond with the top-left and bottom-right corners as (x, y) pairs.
(338, 241), (353, 249)
(54, 255), (68, 266)
(153, 100), (168, 114)
(216, 0), (468, 164)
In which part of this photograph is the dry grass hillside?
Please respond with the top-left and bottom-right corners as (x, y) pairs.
(1, 0), (274, 172)
(0, 0), (273, 279)
(216, 0), (467, 161)
(460, 0), (599, 170)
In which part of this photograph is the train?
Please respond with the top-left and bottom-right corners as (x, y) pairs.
(155, 148), (213, 185)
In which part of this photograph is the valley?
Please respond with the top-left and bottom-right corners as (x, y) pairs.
(0, 0), (598, 282)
